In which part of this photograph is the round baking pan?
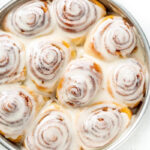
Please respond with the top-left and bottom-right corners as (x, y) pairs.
(0, 0), (149, 150)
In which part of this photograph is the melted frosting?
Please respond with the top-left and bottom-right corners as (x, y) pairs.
(108, 58), (145, 107)
(26, 37), (73, 92)
(57, 58), (102, 107)
(3, 0), (54, 37)
(25, 104), (73, 150)
(0, 86), (36, 139)
(0, 0), (147, 149)
(77, 103), (130, 148)
(53, 0), (106, 38)
(85, 16), (137, 60)
(0, 31), (25, 84)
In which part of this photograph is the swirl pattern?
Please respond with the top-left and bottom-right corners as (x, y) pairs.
(108, 59), (145, 107)
(85, 16), (137, 60)
(0, 31), (25, 84)
(53, 0), (106, 33)
(0, 86), (36, 141)
(57, 58), (102, 107)
(26, 38), (73, 92)
(25, 104), (72, 150)
(77, 103), (131, 148)
(3, 0), (53, 37)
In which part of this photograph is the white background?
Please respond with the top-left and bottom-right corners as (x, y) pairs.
(0, 0), (150, 150)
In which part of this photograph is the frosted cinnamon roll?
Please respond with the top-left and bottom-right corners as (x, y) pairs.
(107, 59), (145, 107)
(0, 86), (38, 142)
(3, 0), (53, 38)
(85, 15), (137, 60)
(24, 103), (73, 150)
(77, 102), (131, 148)
(0, 31), (25, 84)
(26, 37), (75, 92)
(53, 0), (106, 45)
(57, 58), (102, 107)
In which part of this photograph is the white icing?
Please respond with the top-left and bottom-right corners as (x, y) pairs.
(109, 58), (145, 107)
(0, 86), (36, 139)
(53, 0), (106, 38)
(25, 105), (73, 150)
(0, 0), (147, 149)
(57, 58), (102, 107)
(91, 16), (136, 60)
(0, 31), (25, 84)
(4, 0), (54, 38)
(26, 37), (72, 92)
(77, 103), (130, 148)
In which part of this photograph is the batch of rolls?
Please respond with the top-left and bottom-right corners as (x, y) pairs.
(0, 0), (146, 149)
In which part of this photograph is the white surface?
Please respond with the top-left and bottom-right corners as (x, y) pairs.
(0, 0), (150, 150)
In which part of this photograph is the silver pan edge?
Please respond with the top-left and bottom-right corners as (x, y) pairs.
(0, 0), (149, 150)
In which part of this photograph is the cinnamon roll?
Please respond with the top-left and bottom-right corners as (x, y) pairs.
(107, 59), (145, 107)
(0, 31), (25, 84)
(57, 58), (103, 107)
(24, 103), (73, 150)
(77, 102), (131, 148)
(85, 15), (137, 60)
(0, 86), (39, 142)
(26, 37), (75, 92)
(3, 0), (53, 38)
(53, 0), (106, 45)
